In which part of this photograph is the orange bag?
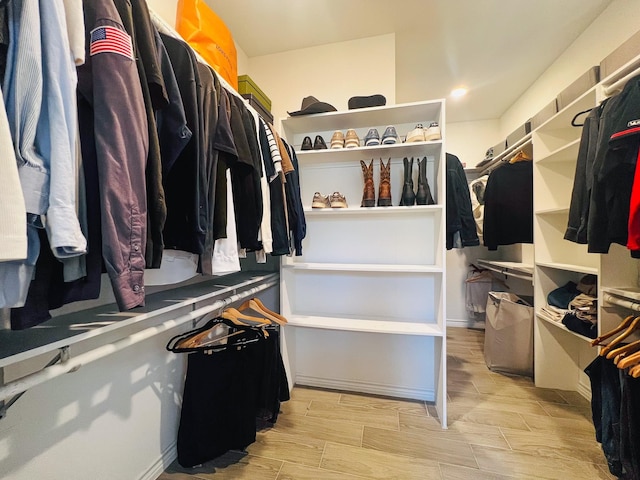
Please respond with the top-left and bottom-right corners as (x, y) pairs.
(176, 0), (238, 90)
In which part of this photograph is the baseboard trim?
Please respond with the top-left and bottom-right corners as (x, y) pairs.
(139, 442), (177, 480)
(295, 374), (435, 402)
(447, 318), (486, 329)
(577, 378), (592, 402)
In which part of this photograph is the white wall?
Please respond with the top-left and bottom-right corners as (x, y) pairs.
(500, 0), (640, 136)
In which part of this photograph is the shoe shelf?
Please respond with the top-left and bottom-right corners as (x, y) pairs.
(280, 99), (447, 427)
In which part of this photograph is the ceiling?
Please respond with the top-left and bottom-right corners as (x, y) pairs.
(207, 0), (613, 122)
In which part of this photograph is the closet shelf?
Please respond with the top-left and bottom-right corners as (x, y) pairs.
(535, 86), (597, 133)
(0, 271), (279, 369)
(476, 259), (533, 281)
(477, 134), (532, 176)
(535, 206), (570, 216)
(536, 261), (598, 275)
(535, 138), (580, 164)
(536, 313), (593, 343)
(602, 286), (640, 302)
(287, 315), (444, 336)
(297, 142), (442, 162)
(304, 205), (443, 215)
(282, 262), (443, 273)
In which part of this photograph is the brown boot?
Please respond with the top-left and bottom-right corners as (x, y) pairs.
(360, 159), (375, 207)
(377, 158), (392, 206)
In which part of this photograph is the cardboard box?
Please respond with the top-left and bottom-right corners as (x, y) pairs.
(506, 120), (532, 148)
(556, 66), (600, 111)
(531, 99), (558, 130)
(237, 74), (272, 112)
(242, 93), (274, 124)
(600, 30), (640, 80)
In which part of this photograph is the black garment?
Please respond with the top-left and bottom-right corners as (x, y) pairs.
(114, 0), (168, 269)
(565, 103), (605, 244)
(585, 356), (623, 477)
(283, 141), (306, 256)
(160, 33), (203, 254)
(620, 373), (640, 479)
(483, 161), (533, 251)
(588, 75), (640, 256)
(446, 153), (480, 249)
(560, 313), (597, 339)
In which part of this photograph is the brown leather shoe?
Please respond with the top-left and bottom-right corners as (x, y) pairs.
(360, 159), (375, 207)
(377, 158), (392, 206)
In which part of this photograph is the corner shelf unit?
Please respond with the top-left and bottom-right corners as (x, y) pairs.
(280, 100), (447, 428)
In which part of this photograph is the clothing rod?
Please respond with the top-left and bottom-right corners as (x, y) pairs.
(0, 279), (278, 403)
(603, 293), (640, 312)
(476, 261), (533, 282)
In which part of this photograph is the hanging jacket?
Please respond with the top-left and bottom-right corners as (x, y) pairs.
(446, 153), (480, 249)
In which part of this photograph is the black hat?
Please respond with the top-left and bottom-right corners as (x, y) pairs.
(348, 94), (386, 110)
(288, 96), (337, 116)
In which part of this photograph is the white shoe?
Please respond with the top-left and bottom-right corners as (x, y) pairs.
(424, 122), (441, 141)
(405, 124), (426, 143)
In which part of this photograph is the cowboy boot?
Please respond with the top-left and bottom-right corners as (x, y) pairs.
(416, 157), (435, 205)
(399, 157), (415, 206)
(360, 159), (375, 207)
(377, 158), (392, 206)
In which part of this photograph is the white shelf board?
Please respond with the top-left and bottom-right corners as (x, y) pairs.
(535, 206), (570, 216)
(534, 86), (597, 133)
(287, 314), (445, 336)
(282, 262), (443, 273)
(476, 259), (533, 275)
(535, 262), (598, 275)
(281, 100), (444, 133)
(602, 286), (640, 302)
(296, 141), (442, 162)
(304, 205), (443, 215)
(477, 134), (532, 176)
(535, 138), (580, 164)
(536, 313), (593, 343)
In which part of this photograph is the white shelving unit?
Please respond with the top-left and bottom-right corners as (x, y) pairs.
(532, 86), (599, 397)
(279, 100), (448, 428)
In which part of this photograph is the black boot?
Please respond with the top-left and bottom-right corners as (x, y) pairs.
(399, 157), (415, 206)
(416, 157), (435, 205)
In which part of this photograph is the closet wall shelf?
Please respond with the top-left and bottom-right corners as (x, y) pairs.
(602, 286), (640, 302)
(536, 262), (598, 275)
(477, 134), (532, 176)
(535, 138), (581, 164)
(287, 315), (444, 336)
(282, 263), (443, 273)
(476, 259), (533, 281)
(297, 142), (442, 162)
(536, 313), (593, 343)
(536, 86), (597, 133)
(535, 207), (570, 216)
(304, 205), (443, 215)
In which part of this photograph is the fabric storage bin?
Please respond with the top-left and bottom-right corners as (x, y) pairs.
(242, 93), (274, 123)
(556, 66), (599, 111)
(506, 120), (532, 148)
(531, 99), (558, 130)
(600, 30), (640, 79)
(238, 74), (272, 112)
(484, 292), (534, 377)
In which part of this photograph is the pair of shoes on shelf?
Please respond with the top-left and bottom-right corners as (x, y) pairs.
(399, 157), (435, 206)
(301, 135), (327, 151)
(331, 129), (360, 149)
(312, 191), (348, 209)
(406, 122), (441, 142)
(360, 158), (392, 207)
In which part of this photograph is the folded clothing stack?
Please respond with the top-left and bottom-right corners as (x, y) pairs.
(546, 276), (597, 338)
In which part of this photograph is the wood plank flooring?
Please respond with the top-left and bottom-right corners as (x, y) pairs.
(158, 328), (615, 480)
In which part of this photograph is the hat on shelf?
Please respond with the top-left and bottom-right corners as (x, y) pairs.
(288, 96), (337, 116)
(348, 94), (386, 109)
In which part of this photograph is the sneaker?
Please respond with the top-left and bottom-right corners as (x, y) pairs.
(301, 136), (313, 150)
(313, 135), (327, 149)
(311, 192), (331, 208)
(405, 124), (426, 143)
(330, 130), (345, 149)
(345, 129), (360, 148)
(381, 125), (399, 144)
(424, 122), (441, 141)
(364, 128), (381, 146)
(329, 191), (348, 208)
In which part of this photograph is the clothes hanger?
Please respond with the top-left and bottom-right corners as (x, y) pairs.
(221, 307), (272, 326)
(607, 338), (640, 363)
(237, 298), (287, 325)
(571, 107), (594, 127)
(509, 149), (532, 164)
(599, 316), (640, 357)
(617, 348), (640, 370)
(630, 363), (640, 378)
(591, 315), (635, 347)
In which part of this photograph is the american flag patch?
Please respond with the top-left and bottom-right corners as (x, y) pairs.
(89, 26), (133, 59)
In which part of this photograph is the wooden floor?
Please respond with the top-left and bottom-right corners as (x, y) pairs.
(158, 328), (615, 480)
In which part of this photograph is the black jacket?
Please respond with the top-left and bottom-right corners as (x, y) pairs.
(446, 153), (480, 249)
